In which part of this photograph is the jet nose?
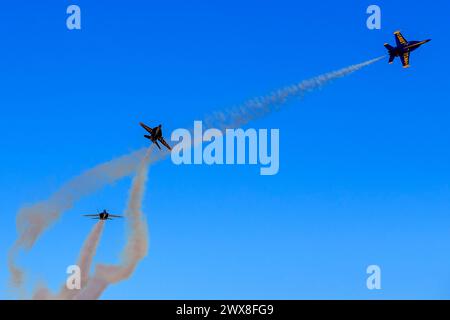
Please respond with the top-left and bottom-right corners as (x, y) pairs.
(426, 39), (431, 42)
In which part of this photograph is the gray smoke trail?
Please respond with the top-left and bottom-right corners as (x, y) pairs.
(56, 220), (105, 300)
(8, 149), (146, 289)
(29, 220), (105, 300)
(32, 283), (52, 300)
(8, 57), (381, 296)
(74, 148), (152, 299)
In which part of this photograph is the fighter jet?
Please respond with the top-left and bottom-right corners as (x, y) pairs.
(140, 122), (172, 150)
(384, 31), (431, 68)
(83, 209), (123, 220)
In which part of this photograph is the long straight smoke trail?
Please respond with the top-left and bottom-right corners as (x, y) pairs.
(8, 57), (382, 296)
(205, 56), (384, 130)
(74, 148), (152, 299)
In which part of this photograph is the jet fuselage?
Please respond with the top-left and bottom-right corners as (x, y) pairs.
(98, 210), (109, 220)
(140, 122), (172, 151)
(151, 125), (162, 141)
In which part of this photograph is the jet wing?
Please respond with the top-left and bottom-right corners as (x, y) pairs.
(108, 214), (123, 218)
(158, 137), (172, 150)
(140, 122), (153, 134)
(400, 52), (410, 68)
(394, 31), (408, 46)
(83, 214), (99, 217)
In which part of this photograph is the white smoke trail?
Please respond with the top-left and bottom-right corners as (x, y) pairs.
(205, 56), (384, 130)
(8, 57), (382, 297)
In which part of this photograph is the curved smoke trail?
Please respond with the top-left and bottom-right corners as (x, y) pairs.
(56, 220), (105, 300)
(7, 149), (146, 289)
(30, 220), (105, 300)
(75, 148), (152, 299)
(8, 57), (382, 298)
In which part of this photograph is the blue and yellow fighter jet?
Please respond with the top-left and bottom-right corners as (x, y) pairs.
(384, 31), (431, 68)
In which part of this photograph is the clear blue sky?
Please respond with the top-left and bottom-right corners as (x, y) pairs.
(1, 0), (450, 299)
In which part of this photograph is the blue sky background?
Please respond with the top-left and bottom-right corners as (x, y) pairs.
(1, 0), (450, 299)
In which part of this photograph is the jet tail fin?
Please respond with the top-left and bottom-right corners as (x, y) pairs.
(144, 135), (152, 140)
(384, 43), (396, 64)
(388, 54), (395, 64)
(384, 43), (394, 52)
